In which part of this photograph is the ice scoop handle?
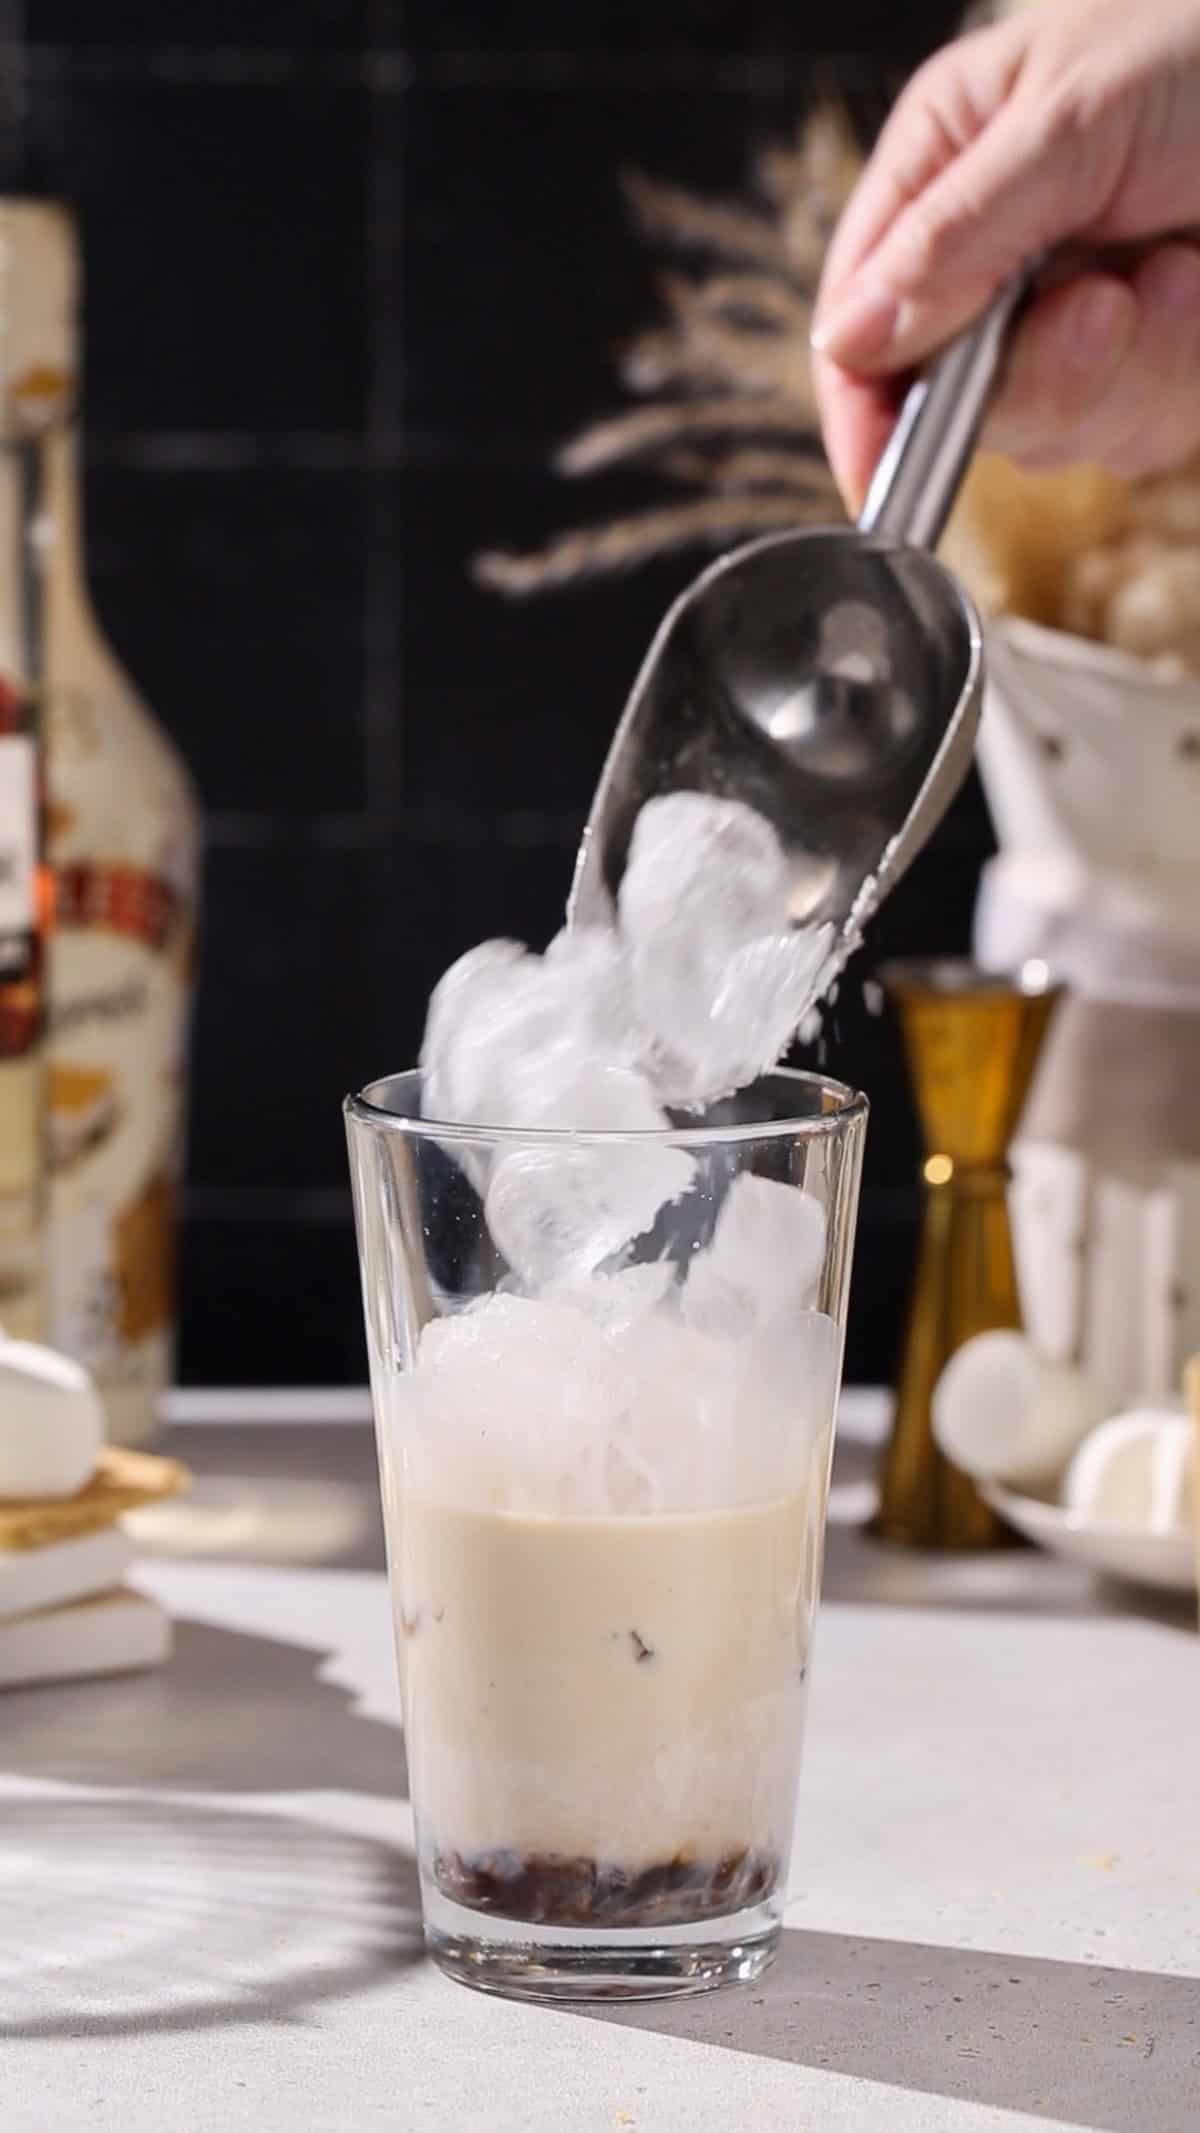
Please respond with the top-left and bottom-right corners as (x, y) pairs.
(857, 264), (1036, 551)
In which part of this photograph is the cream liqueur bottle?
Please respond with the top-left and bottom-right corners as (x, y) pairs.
(0, 200), (201, 1444)
(0, 213), (49, 1345)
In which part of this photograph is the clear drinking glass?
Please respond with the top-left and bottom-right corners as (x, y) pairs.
(346, 1067), (866, 2004)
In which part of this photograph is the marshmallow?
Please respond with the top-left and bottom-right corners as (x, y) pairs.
(1063, 1410), (1194, 1535)
(0, 1339), (104, 1498)
(932, 1329), (1105, 1493)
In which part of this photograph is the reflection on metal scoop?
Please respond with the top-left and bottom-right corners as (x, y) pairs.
(569, 271), (1031, 939)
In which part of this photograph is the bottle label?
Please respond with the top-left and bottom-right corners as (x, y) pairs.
(0, 732), (35, 948)
(48, 899), (189, 1384)
(55, 863), (182, 954)
(45, 674), (198, 1448)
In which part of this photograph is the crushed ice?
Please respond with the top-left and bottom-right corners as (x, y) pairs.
(404, 792), (846, 1513)
(420, 795), (836, 1286)
(391, 1282), (840, 1517)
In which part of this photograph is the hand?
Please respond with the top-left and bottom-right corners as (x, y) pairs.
(812, 0), (1200, 512)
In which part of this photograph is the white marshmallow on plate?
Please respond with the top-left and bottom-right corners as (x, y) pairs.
(0, 1339), (104, 1498)
(931, 1328), (1106, 1492)
(1063, 1409), (1194, 1535)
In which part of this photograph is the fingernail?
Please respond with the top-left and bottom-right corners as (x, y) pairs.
(811, 280), (900, 362)
(1070, 280), (1136, 365)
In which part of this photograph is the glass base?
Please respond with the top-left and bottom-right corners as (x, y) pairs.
(424, 1889), (781, 2003)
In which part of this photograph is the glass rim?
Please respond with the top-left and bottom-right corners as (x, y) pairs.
(344, 1064), (868, 1151)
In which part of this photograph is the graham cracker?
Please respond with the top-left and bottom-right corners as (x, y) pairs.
(0, 1445), (190, 1552)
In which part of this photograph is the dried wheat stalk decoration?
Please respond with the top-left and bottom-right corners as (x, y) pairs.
(475, 494), (810, 595)
(474, 105), (864, 596)
(556, 395), (815, 477)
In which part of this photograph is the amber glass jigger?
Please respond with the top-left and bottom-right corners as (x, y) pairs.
(874, 960), (1060, 1549)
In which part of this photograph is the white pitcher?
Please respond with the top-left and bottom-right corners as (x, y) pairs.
(974, 617), (1200, 1413)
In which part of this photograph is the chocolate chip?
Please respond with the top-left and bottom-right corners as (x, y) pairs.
(434, 1846), (779, 1927)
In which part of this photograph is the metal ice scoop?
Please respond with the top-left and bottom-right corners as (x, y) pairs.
(569, 272), (1030, 939)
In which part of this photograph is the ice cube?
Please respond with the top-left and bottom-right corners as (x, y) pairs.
(486, 1138), (693, 1291)
(619, 793), (792, 955)
(420, 939), (543, 1127)
(543, 926), (640, 1066)
(620, 799), (787, 1054)
(422, 926), (648, 1137)
(418, 1290), (587, 1386)
(401, 1292), (624, 1510)
(551, 1260), (676, 1329)
(419, 797), (837, 1135)
(604, 1316), (735, 1513)
(507, 1059), (665, 1136)
(392, 1282), (837, 1516)
(402, 1292), (736, 1517)
(728, 1306), (841, 1495)
(612, 1310), (742, 1506)
(650, 923), (838, 1107)
(682, 1172), (827, 1339)
(712, 925), (836, 1069)
(617, 794), (821, 1105)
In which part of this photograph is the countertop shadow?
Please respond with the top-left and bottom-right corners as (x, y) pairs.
(4, 1617), (408, 1800)
(0, 1792), (421, 2042)
(591, 1925), (1200, 2132)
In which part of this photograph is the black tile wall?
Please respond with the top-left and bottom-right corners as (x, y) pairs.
(188, 839), (380, 1196)
(25, 76), (367, 433)
(402, 0), (965, 57)
(15, 0), (993, 1387)
(404, 81), (768, 446)
(87, 468), (369, 816)
(27, 3), (367, 44)
(398, 464), (686, 820)
(178, 1213), (365, 1390)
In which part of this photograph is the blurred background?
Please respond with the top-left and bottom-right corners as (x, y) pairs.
(5, 0), (982, 1392)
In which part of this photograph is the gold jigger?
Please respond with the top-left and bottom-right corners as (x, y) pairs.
(873, 959), (1061, 1549)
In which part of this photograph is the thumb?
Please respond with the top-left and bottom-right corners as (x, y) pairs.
(813, 79), (1106, 375)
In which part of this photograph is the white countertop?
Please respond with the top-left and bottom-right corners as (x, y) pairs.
(4, 1394), (1198, 2133)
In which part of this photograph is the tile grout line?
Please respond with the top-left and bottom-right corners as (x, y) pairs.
(203, 805), (584, 851)
(402, 49), (896, 92)
(363, 0), (407, 823)
(16, 45), (409, 88)
(83, 429), (604, 470)
(9, 43), (911, 96)
(86, 431), (391, 471)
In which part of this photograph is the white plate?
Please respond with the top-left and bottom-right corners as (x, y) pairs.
(981, 1482), (1197, 1595)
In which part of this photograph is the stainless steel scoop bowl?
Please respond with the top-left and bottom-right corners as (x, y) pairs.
(568, 273), (1030, 938)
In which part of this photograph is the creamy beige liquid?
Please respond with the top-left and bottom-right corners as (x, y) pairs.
(393, 1469), (827, 1922)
